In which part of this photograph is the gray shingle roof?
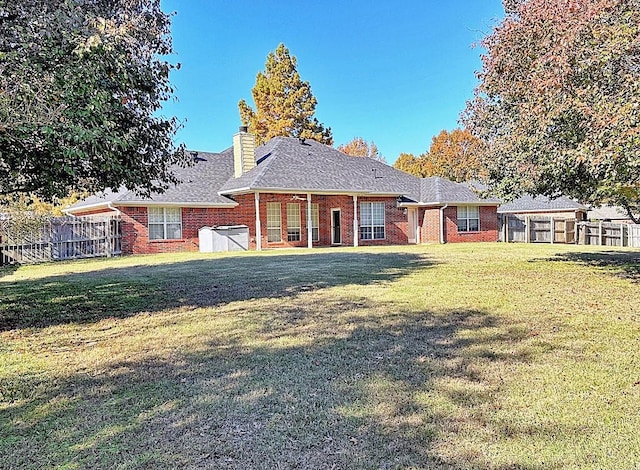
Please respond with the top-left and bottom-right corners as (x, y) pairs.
(67, 150), (238, 211)
(418, 177), (500, 205)
(498, 195), (586, 213)
(69, 137), (500, 212)
(219, 137), (422, 198)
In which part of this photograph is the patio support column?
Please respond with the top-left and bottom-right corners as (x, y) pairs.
(254, 192), (262, 251)
(353, 195), (359, 247)
(307, 193), (313, 248)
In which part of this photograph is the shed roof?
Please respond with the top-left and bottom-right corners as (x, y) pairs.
(498, 195), (586, 214)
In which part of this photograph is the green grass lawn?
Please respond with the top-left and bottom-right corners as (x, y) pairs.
(1, 243), (639, 469)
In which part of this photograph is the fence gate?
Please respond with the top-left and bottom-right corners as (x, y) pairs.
(501, 215), (578, 244)
(0, 215), (122, 265)
(504, 215), (527, 242)
(529, 218), (552, 243)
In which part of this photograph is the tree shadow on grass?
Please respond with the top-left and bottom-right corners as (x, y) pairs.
(0, 251), (432, 331)
(1, 302), (576, 470)
(0, 263), (19, 279)
(547, 250), (640, 283)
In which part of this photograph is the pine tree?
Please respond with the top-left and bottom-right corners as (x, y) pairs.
(238, 44), (332, 146)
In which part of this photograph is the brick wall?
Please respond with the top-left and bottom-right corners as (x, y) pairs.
(416, 205), (498, 244)
(116, 193), (409, 254)
(255, 194), (407, 248)
(359, 197), (409, 246)
(443, 205), (498, 243)
(119, 196), (257, 255)
(419, 207), (442, 243)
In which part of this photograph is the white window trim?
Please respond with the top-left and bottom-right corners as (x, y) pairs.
(311, 203), (319, 242)
(266, 202), (282, 243)
(148, 207), (182, 240)
(359, 202), (386, 240)
(287, 203), (301, 242)
(457, 205), (480, 233)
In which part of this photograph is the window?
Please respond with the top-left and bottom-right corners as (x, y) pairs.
(266, 202), (282, 242)
(457, 206), (480, 232)
(287, 203), (301, 242)
(148, 207), (182, 240)
(311, 203), (319, 242)
(359, 202), (385, 240)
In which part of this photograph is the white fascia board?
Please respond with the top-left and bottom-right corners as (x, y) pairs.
(416, 201), (499, 207)
(220, 187), (403, 197)
(63, 201), (112, 214)
(218, 187), (252, 196)
(115, 201), (238, 208)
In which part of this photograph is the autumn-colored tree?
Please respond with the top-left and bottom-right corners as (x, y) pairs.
(464, 0), (640, 222)
(393, 153), (422, 177)
(238, 44), (332, 146)
(392, 130), (485, 180)
(421, 129), (486, 182)
(338, 137), (385, 162)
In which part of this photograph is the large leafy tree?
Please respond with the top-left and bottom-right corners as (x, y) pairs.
(393, 153), (422, 176)
(421, 128), (486, 182)
(0, 0), (186, 202)
(392, 129), (485, 181)
(238, 43), (333, 146)
(338, 137), (385, 162)
(464, 0), (640, 221)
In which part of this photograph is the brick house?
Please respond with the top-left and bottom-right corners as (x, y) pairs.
(66, 128), (500, 254)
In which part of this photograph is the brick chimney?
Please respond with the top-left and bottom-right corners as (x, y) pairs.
(233, 125), (256, 178)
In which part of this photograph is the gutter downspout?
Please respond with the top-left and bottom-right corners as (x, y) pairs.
(439, 204), (448, 244)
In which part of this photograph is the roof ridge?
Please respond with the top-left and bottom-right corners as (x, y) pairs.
(250, 138), (284, 187)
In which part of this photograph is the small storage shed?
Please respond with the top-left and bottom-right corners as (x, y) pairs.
(199, 225), (249, 252)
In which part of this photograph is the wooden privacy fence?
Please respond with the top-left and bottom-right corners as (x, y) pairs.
(0, 215), (122, 265)
(577, 222), (640, 248)
(630, 225), (640, 248)
(499, 215), (576, 244)
(499, 215), (640, 247)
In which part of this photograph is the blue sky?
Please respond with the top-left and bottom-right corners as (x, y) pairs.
(160, 1), (505, 163)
